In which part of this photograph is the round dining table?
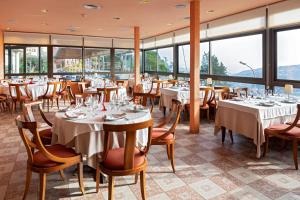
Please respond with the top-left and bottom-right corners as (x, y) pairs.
(83, 86), (127, 98)
(52, 103), (152, 168)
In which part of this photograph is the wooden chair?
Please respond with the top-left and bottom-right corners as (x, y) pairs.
(264, 104), (300, 170)
(95, 119), (153, 200)
(147, 80), (166, 98)
(151, 99), (182, 173)
(0, 94), (11, 112)
(167, 79), (178, 86)
(234, 87), (248, 98)
(116, 80), (126, 87)
(57, 80), (71, 105)
(23, 101), (53, 145)
(38, 82), (61, 112)
(67, 82), (84, 105)
(132, 92), (155, 113)
(9, 83), (32, 112)
(15, 116), (85, 200)
(97, 88), (118, 102)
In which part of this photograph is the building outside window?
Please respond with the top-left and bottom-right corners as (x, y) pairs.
(53, 47), (82, 73)
(84, 48), (111, 73)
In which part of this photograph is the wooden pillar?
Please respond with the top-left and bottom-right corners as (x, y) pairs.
(189, 0), (200, 134)
(134, 26), (140, 86)
(0, 31), (4, 79)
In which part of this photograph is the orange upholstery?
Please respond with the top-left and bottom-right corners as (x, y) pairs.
(152, 128), (174, 140)
(103, 147), (145, 170)
(39, 128), (53, 144)
(266, 124), (300, 137)
(33, 144), (78, 167)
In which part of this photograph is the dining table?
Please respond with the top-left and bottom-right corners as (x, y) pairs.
(215, 96), (298, 158)
(52, 102), (152, 168)
(83, 86), (127, 98)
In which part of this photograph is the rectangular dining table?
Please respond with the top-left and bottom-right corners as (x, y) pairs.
(215, 97), (298, 158)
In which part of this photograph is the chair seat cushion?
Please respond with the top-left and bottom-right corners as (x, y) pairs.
(33, 144), (78, 168)
(39, 128), (53, 144)
(103, 147), (145, 170)
(266, 124), (300, 137)
(152, 128), (174, 140)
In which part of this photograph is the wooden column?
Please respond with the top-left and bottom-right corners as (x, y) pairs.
(190, 0), (200, 134)
(134, 26), (140, 86)
(0, 31), (4, 79)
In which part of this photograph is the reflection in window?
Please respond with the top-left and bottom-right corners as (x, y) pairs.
(211, 34), (263, 78)
(178, 42), (209, 74)
(277, 29), (300, 81)
(53, 47), (82, 73)
(145, 50), (157, 71)
(157, 47), (173, 72)
(84, 48), (110, 73)
(11, 48), (24, 74)
(115, 49), (134, 73)
(40, 47), (48, 73)
(26, 47), (39, 73)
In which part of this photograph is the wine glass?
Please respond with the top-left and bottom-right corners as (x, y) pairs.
(75, 95), (83, 108)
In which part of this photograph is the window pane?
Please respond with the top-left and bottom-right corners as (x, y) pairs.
(11, 48), (24, 74)
(178, 42), (209, 74)
(274, 86), (300, 97)
(211, 34), (263, 78)
(84, 48), (111, 73)
(145, 50), (157, 71)
(26, 47), (39, 73)
(157, 47), (173, 72)
(40, 47), (48, 73)
(277, 29), (300, 81)
(115, 49), (134, 73)
(53, 47), (82, 73)
(5, 48), (8, 74)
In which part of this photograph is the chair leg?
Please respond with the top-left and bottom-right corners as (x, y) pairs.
(47, 99), (50, 112)
(166, 144), (171, 160)
(140, 170), (146, 200)
(292, 139), (298, 170)
(221, 127), (226, 144)
(39, 173), (46, 200)
(229, 130), (234, 144)
(108, 176), (114, 200)
(170, 143), (175, 173)
(78, 163), (85, 194)
(56, 98), (59, 110)
(206, 109), (209, 121)
(263, 134), (269, 157)
(23, 167), (32, 200)
(95, 161), (100, 193)
(59, 170), (65, 181)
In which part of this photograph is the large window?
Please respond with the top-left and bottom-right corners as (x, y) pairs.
(53, 47), (82, 73)
(178, 42), (209, 74)
(276, 28), (300, 81)
(26, 47), (39, 73)
(84, 48), (111, 73)
(211, 34), (263, 78)
(11, 48), (24, 74)
(145, 47), (173, 73)
(114, 49), (134, 73)
(40, 47), (48, 73)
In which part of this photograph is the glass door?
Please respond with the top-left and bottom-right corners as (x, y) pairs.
(10, 47), (25, 74)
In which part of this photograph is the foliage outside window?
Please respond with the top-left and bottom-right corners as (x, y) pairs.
(53, 47), (82, 73)
(26, 47), (39, 73)
(145, 50), (157, 71)
(40, 47), (48, 73)
(84, 48), (111, 73)
(276, 28), (300, 81)
(114, 49), (134, 73)
(145, 47), (173, 73)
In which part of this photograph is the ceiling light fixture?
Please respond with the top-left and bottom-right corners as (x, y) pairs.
(97, 28), (103, 31)
(175, 4), (186, 9)
(81, 13), (88, 18)
(40, 9), (48, 13)
(6, 27), (11, 31)
(167, 23), (172, 26)
(140, 0), (150, 4)
(207, 10), (214, 13)
(184, 16), (190, 20)
(83, 4), (100, 10)
(113, 17), (121, 20)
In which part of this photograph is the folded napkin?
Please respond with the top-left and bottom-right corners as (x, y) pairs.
(65, 111), (86, 119)
(104, 113), (126, 121)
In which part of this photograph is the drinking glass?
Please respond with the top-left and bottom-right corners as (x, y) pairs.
(76, 95), (83, 108)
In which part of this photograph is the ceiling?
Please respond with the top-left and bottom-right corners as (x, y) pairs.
(0, 0), (284, 39)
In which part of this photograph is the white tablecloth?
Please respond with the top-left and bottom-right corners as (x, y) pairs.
(52, 104), (151, 168)
(215, 98), (298, 158)
(159, 87), (191, 109)
(0, 83), (47, 100)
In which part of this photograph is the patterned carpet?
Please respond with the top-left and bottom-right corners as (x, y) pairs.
(1, 103), (300, 200)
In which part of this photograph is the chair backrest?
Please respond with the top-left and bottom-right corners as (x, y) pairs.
(202, 87), (214, 107)
(102, 118), (153, 170)
(97, 87), (118, 102)
(132, 92), (154, 113)
(168, 79), (178, 86)
(116, 80), (125, 87)
(67, 82), (82, 102)
(43, 82), (61, 97)
(235, 87), (248, 98)
(22, 101), (52, 126)
(15, 116), (73, 166)
(8, 83), (31, 100)
(148, 80), (166, 95)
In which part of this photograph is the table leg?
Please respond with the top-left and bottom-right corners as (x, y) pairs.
(221, 126), (226, 144)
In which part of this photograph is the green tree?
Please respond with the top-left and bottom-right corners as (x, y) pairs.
(145, 50), (170, 72)
(201, 52), (227, 75)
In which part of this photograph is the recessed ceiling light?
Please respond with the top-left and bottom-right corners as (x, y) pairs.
(83, 4), (100, 10)
(140, 0), (150, 4)
(41, 22), (48, 26)
(167, 23), (172, 26)
(175, 4), (186, 9)
(6, 27), (11, 31)
(207, 10), (214, 13)
(97, 28), (103, 31)
(184, 16), (190, 20)
(81, 13), (88, 18)
(113, 17), (121, 20)
(40, 9), (48, 13)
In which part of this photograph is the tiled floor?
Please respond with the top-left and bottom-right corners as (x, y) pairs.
(1, 103), (300, 200)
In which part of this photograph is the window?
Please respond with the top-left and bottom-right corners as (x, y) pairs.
(26, 47), (39, 73)
(178, 42), (209, 74)
(274, 86), (300, 97)
(11, 48), (24, 74)
(276, 28), (300, 81)
(145, 50), (157, 71)
(114, 49), (134, 73)
(53, 47), (82, 73)
(5, 49), (8, 74)
(211, 34), (263, 78)
(157, 47), (173, 73)
(84, 48), (111, 73)
(40, 47), (48, 73)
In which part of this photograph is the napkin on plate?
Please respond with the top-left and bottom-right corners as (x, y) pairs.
(65, 111), (86, 119)
(104, 113), (126, 121)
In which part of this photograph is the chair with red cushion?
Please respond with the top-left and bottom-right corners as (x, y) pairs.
(95, 119), (153, 200)
(264, 104), (300, 169)
(9, 83), (32, 112)
(151, 99), (182, 173)
(38, 82), (61, 112)
(15, 116), (85, 200)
